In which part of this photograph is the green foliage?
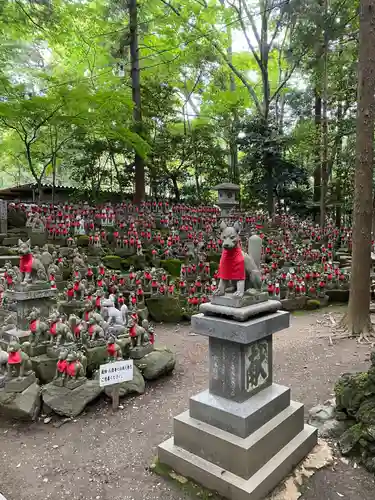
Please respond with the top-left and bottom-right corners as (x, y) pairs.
(160, 259), (183, 277)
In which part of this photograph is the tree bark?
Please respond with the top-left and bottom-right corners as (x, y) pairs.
(320, 1), (329, 228)
(129, 0), (145, 204)
(342, 0), (375, 338)
(171, 176), (180, 201)
(313, 91), (322, 223)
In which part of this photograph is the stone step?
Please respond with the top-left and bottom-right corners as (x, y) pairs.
(174, 401), (304, 480)
(189, 384), (291, 438)
(158, 425), (317, 500)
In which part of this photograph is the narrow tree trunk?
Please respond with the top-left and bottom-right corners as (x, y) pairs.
(313, 91), (322, 223)
(335, 102), (343, 228)
(171, 177), (180, 201)
(129, 0), (145, 204)
(320, 4), (329, 228)
(342, 0), (375, 338)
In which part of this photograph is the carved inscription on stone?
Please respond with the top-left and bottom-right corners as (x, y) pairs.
(245, 339), (269, 392)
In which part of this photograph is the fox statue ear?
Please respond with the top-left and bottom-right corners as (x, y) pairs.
(18, 239), (23, 246)
(220, 221), (227, 231)
(233, 221), (241, 234)
(26, 239), (31, 246)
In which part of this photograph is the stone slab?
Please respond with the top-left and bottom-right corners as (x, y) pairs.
(210, 293), (269, 308)
(189, 384), (291, 438)
(208, 336), (272, 402)
(199, 299), (280, 321)
(158, 425), (317, 500)
(4, 288), (57, 301)
(174, 401), (304, 479)
(4, 372), (36, 393)
(129, 345), (154, 359)
(191, 310), (290, 344)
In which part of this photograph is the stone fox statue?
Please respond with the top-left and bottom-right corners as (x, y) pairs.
(214, 221), (262, 298)
(18, 239), (48, 283)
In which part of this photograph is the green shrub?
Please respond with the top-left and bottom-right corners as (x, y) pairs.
(210, 261), (219, 275)
(160, 259), (183, 277)
(102, 255), (123, 270)
(76, 235), (90, 247)
(207, 253), (220, 263)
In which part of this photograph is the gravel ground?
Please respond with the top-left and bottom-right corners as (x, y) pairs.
(1, 305), (375, 500)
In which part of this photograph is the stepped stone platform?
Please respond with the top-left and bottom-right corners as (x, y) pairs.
(158, 296), (317, 500)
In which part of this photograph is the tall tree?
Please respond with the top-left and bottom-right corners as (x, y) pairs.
(129, 0), (145, 203)
(341, 0), (375, 341)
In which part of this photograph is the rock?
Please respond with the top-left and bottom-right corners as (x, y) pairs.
(338, 423), (364, 455)
(309, 399), (336, 423)
(146, 297), (184, 323)
(308, 399), (351, 438)
(137, 349), (176, 380)
(103, 365), (145, 398)
(0, 382), (41, 421)
(42, 379), (103, 417)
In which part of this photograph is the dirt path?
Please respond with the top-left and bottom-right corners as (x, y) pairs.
(1, 306), (375, 500)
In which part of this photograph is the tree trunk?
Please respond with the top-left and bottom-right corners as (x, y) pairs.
(313, 91), (322, 223)
(129, 0), (145, 204)
(335, 102), (343, 228)
(320, 3), (329, 228)
(171, 177), (180, 201)
(342, 0), (375, 338)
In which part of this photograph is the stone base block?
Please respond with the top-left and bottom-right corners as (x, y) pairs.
(174, 402), (304, 479)
(158, 426), (317, 500)
(190, 384), (291, 438)
(0, 374), (6, 389)
(129, 345), (154, 359)
(199, 299), (280, 322)
(191, 310), (290, 344)
(31, 353), (58, 384)
(4, 372), (36, 393)
(210, 293), (270, 309)
(29, 344), (47, 357)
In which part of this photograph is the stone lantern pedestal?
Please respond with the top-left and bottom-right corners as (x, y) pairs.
(158, 297), (317, 500)
(213, 183), (240, 217)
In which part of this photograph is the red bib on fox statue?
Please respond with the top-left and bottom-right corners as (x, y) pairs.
(20, 253), (33, 273)
(218, 243), (245, 281)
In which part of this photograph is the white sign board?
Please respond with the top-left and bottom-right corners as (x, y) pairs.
(99, 359), (134, 387)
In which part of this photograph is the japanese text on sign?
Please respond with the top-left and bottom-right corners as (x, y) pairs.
(99, 360), (134, 387)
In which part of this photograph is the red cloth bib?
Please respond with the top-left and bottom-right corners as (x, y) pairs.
(50, 322), (57, 335)
(57, 359), (67, 373)
(107, 343), (116, 356)
(8, 351), (21, 364)
(218, 246), (245, 281)
(20, 254), (33, 273)
(66, 361), (77, 377)
(30, 319), (37, 333)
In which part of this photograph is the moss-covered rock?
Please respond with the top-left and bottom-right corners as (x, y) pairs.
(104, 365), (145, 397)
(306, 299), (321, 310)
(136, 349), (176, 380)
(335, 372), (371, 418)
(102, 255), (123, 270)
(160, 259), (183, 277)
(146, 296), (184, 323)
(356, 398), (375, 425)
(338, 423), (364, 455)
